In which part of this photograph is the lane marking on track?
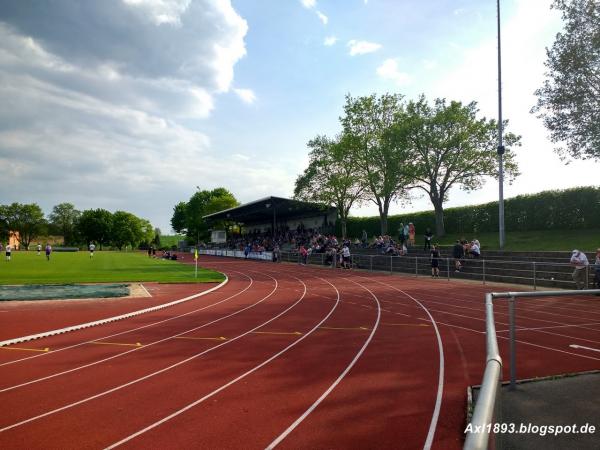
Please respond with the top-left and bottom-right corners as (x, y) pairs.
(174, 336), (227, 341)
(103, 277), (339, 450)
(252, 331), (302, 336)
(0, 346), (49, 353)
(569, 344), (600, 353)
(91, 341), (142, 348)
(360, 277), (444, 450)
(266, 277), (381, 450)
(319, 326), (369, 331)
(0, 273), (310, 432)
(382, 323), (429, 327)
(497, 321), (600, 333)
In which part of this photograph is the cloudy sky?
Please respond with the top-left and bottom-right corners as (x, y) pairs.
(0, 0), (597, 233)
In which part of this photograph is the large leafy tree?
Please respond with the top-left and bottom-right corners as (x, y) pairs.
(48, 202), (81, 245)
(401, 96), (521, 236)
(111, 211), (143, 250)
(0, 203), (47, 249)
(77, 209), (113, 249)
(294, 134), (364, 238)
(532, 0), (600, 160)
(171, 188), (239, 243)
(170, 202), (188, 234)
(341, 93), (415, 235)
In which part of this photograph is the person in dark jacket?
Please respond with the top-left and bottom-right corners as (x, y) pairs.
(452, 240), (464, 272)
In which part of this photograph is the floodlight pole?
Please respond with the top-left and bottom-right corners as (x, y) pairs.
(497, 0), (505, 250)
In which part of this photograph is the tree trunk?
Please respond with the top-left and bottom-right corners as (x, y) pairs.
(379, 210), (388, 235)
(434, 203), (445, 237)
(341, 218), (347, 239)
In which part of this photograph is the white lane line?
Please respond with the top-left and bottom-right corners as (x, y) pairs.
(497, 322), (600, 333)
(569, 344), (600, 353)
(0, 273), (262, 392)
(0, 277), (229, 349)
(1, 274), (309, 432)
(265, 278), (381, 450)
(362, 277), (445, 450)
(103, 278), (340, 450)
(0, 272), (252, 368)
(138, 284), (152, 298)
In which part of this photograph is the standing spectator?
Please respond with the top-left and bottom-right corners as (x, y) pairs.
(453, 240), (464, 272)
(45, 244), (52, 261)
(273, 244), (281, 263)
(5, 244), (11, 261)
(594, 248), (600, 289)
(423, 228), (433, 250)
(398, 223), (405, 248)
(430, 244), (441, 278)
(37, 243), (42, 256)
(299, 245), (308, 265)
(403, 223), (409, 245)
(408, 223), (416, 247)
(361, 230), (368, 248)
(342, 243), (351, 269)
(89, 242), (96, 258)
(244, 243), (251, 259)
(147, 246), (152, 258)
(570, 249), (589, 289)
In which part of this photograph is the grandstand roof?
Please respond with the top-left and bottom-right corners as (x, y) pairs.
(203, 196), (334, 225)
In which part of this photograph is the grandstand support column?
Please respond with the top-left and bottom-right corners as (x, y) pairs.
(447, 258), (450, 281)
(533, 262), (537, 291)
(483, 259), (486, 285)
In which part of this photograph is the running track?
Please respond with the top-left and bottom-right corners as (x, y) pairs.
(0, 255), (599, 449)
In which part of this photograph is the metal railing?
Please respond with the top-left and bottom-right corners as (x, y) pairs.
(277, 251), (598, 291)
(464, 288), (600, 450)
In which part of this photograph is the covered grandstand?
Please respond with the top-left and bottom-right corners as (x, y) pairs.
(203, 196), (337, 240)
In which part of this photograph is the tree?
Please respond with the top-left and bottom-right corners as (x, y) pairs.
(170, 202), (188, 234)
(185, 188), (239, 243)
(111, 211), (143, 250)
(138, 219), (155, 248)
(0, 205), (9, 243)
(294, 134), (364, 238)
(48, 203), (81, 245)
(401, 96), (521, 237)
(77, 209), (113, 249)
(341, 93), (415, 235)
(1, 203), (47, 250)
(532, 0), (600, 160)
(153, 227), (161, 247)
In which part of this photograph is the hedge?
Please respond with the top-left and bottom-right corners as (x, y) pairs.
(339, 186), (600, 238)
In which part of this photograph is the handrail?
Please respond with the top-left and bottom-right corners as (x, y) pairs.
(464, 289), (600, 450)
(463, 293), (502, 450)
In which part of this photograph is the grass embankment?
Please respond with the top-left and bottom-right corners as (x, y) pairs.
(0, 251), (224, 285)
(430, 228), (600, 252)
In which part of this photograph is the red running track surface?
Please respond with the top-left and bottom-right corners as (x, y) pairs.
(0, 255), (599, 449)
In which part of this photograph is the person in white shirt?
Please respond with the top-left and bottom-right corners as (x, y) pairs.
(37, 243), (42, 256)
(570, 249), (589, 289)
(470, 241), (481, 258)
(89, 243), (96, 259)
(342, 244), (351, 269)
(5, 244), (11, 261)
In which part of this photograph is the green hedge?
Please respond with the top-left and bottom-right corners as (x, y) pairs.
(340, 186), (600, 238)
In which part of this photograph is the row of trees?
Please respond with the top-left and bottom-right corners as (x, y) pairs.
(0, 202), (158, 250)
(294, 94), (520, 237)
(171, 187), (239, 243)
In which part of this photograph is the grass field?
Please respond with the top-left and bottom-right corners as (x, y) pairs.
(0, 251), (224, 285)
(430, 228), (600, 252)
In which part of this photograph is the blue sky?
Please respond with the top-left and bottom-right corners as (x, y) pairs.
(0, 0), (597, 233)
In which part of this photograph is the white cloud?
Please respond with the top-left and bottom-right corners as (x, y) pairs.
(234, 88), (257, 104)
(316, 11), (328, 25)
(324, 35), (338, 46)
(0, 0), (250, 231)
(376, 58), (411, 86)
(422, 59), (438, 70)
(347, 39), (382, 56)
(300, 0), (316, 9)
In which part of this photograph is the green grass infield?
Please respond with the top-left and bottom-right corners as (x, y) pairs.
(0, 251), (224, 285)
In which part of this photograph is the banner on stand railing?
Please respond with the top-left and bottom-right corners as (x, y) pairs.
(195, 249), (273, 261)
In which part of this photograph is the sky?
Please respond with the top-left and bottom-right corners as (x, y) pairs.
(0, 0), (597, 233)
